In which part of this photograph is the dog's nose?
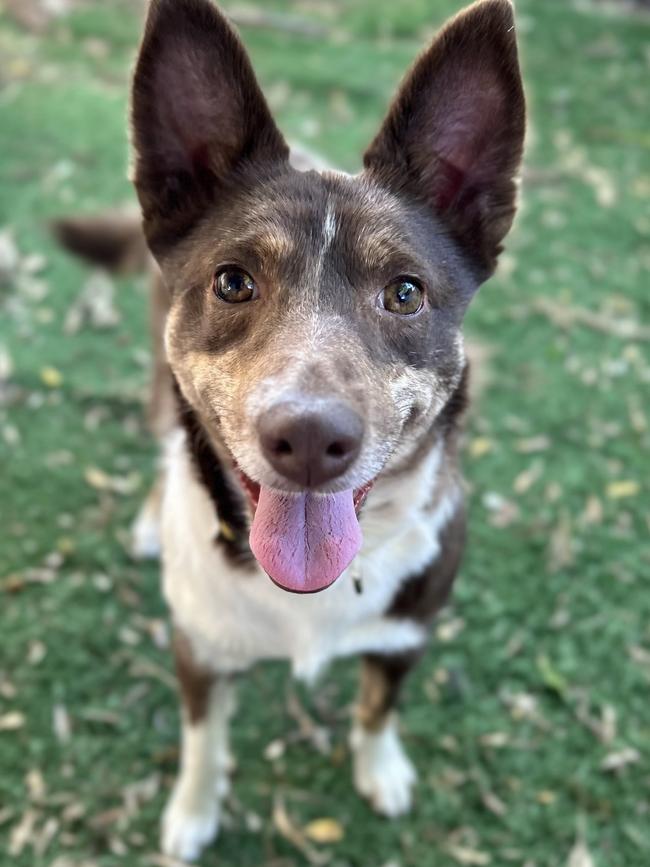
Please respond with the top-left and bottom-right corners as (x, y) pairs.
(258, 400), (363, 488)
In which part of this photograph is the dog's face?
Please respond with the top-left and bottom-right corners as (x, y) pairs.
(131, 0), (524, 591)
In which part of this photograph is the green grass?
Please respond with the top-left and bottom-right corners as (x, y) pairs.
(1, 1), (649, 865)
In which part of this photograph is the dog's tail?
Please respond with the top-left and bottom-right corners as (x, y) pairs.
(51, 208), (149, 274)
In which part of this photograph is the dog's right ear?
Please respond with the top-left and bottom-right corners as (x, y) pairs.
(131, 0), (288, 252)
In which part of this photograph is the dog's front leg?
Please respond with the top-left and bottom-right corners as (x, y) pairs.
(162, 632), (235, 862)
(350, 652), (419, 817)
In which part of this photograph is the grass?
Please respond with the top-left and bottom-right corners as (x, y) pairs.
(1, 1), (649, 865)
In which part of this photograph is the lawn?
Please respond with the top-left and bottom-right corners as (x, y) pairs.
(0, 0), (649, 865)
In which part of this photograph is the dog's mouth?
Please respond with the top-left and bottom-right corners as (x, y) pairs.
(236, 469), (374, 594)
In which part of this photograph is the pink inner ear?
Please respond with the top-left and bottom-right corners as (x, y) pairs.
(421, 68), (508, 210)
(151, 47), (241, 175)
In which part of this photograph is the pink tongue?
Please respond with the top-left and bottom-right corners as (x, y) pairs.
(249, 486), (362, 593)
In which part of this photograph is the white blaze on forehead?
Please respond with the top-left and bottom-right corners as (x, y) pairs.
(312, 203), (338, 291)
(323, 203), (337, 249)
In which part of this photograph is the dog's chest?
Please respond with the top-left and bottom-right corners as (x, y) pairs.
(161, 431), (459, 681)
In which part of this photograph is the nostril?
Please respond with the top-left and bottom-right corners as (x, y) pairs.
(326, 441), (346, 458)
(274, 438), (293, 456)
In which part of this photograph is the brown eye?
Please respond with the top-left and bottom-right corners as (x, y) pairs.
(213, 267), (256, 303)
(381, 278), (424, 315)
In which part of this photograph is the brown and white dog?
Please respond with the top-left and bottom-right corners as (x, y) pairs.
(56, 0), (525, 859)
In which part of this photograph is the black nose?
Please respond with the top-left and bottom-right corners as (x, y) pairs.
(258, 399), (363, 488)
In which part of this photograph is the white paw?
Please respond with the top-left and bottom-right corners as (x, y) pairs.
(350, 719), (417, 817)
(161, 787), (220, 862)
(131, 507), (161, 559)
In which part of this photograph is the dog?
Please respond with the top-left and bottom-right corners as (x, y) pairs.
(55, 0), (525, 859)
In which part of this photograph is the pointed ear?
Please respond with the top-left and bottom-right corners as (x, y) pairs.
(363, 0), (525, 278)
(131, 0), (289, 251)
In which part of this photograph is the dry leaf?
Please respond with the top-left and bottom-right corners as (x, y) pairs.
(303, 817), (344, 843)
(33, 816), (59, 856)
(52, 704), (71, 743)
(567, 839), (595, 867)
(40, 366), (63, 388)
(9, 809), (38, 856)
(272, 796), (329, 866)
(516, 435), (550, 454)
(479, 732), (510, 749)
(264, 739), (285, 761)
(482, 492), (520, 528)
(469, 437), (493, 458)
(536, 790), (557, 805)
(26, 769), (46, 801)
(84, 467), (141, 495)
(447, 845), (491, 865)
(606, 480), (640, 500)
(481, 790), (507, 816)
(601, 747), (640, 772)
(548, 512), (574, 572)
(513, 460), (543, 494)
(581, 496), (603, 526)
(0, 711), (26, 731)
(436, 618), (465, 642)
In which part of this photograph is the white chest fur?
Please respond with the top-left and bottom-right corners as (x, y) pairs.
(161, 431), (461, 682)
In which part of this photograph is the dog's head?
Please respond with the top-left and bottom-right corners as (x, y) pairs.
(131, 0), (525, 592)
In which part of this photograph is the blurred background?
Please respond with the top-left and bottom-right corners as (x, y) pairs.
(1, 1), (649, 865)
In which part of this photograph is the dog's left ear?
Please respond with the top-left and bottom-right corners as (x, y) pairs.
(131, 0), (289, 253)
(363, 0), (525, 279)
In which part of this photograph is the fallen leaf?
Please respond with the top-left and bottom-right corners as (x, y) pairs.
(536, 789), (557, 805)
(0, 711), (26, 731)
(606, 480), (640, 500)
(25, 769), (46, 801)
(515, 435), (551, 454)
(84, 467), (141, 495)
(40, 366), (63, 388)
(580, 496), (603, 526)
(52, 704), (71, 743)
(469, 437), (493, 458)
(33, 816), (59, 857)
(601, 747), (640, 772)
(481, 790), (507, 816)
(264, 739), (285, 761)
(273, 796), (329, 866)
(9, 809), (38, 856)
(303, 817), (344, 843)
(479, 732), (510, 749)
(548, 512), (574, 572)
(567, 839), (595, 867)
(482, 492), (520, 528)
(436, 618), (465, 642)
(447, 845), (491, 865)
(513, 459), (543, 494)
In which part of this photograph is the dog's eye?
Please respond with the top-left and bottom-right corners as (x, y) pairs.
(381, 278), (424, 315)
(213, 267), (257, 303)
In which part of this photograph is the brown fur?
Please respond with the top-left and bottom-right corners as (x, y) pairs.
(173, 630), (216, 724)
(357, 503), (467, 731)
